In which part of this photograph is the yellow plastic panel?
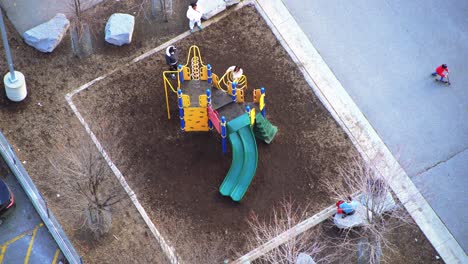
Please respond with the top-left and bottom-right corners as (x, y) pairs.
(199, 95), (207, 107)
(237, 89), (244, 103)
(227, 83), (233, 96)
(182, 94), (191, 107)
(250, 108), (256, 125)
(183, 67), (191, 80)
(212, 74), (220, 88)
(260, 94), (265, 110)
(184, 107), (209, 131)
(200, 66), (208, 81)
(253, 89), (261, 103)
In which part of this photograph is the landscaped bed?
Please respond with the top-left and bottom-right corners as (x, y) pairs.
(70, 6), (441, 263)
(0, 0), (192, 263)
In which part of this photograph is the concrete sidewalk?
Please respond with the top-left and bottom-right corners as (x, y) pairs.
(280, 0), (467, 256)
(255, 0), (467, 263)
(0, 0), (102, 34)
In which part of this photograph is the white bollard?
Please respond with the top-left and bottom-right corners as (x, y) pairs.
(4, 71), (27, 102)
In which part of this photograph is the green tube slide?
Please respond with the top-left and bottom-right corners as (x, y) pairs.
(219, 113), (258, 202)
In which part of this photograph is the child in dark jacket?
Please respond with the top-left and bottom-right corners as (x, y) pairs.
(165, 45), (178, 79)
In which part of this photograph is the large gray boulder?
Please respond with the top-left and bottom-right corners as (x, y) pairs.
(224, 0), (241, 6)
(23, 13), (70, 53)
(296, 253), (316, 264)
(334, 202), (370, 229)
(105, 13), (135, 46)
(197, 0), (226, 20)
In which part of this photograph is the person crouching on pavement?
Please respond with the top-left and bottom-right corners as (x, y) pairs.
(165, 45), (178, 80)
(187, 3), (203, 33)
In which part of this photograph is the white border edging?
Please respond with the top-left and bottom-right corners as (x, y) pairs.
(64, 2), (253, 264)
(254, 0), (467, 263)
(65, 95), (180, 264)
(233, 205), (335, 263)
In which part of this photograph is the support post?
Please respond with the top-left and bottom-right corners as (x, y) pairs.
(246, 105), (252, 126)
(178, 64), (184, 83)
(232, 81), (237, 102)
(206, 89), (213, 130)
(260, 87), (266, 117)
(221, 116), (227, 154)
(177, 89), (185, 131)
(207, 64), (212, 84)
(0, 10), (27, 102)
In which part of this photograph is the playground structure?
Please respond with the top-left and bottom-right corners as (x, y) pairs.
(162, 45), (278, 202)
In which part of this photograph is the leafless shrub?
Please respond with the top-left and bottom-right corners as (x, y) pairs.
(322, 157), (412, 264)
(49, 127), (126, 239)
(68, 0), (95, 58)
(151, 0), (173, 21)
(246, 198), (326, 264)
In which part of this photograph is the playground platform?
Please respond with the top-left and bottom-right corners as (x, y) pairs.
(164, 46), (277, 201)
(180, 79), (259, 121)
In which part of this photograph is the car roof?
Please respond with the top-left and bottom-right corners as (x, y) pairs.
(0, 179), (10, 205)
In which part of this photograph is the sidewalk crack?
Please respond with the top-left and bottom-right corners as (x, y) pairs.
(415, 147), (468, 177)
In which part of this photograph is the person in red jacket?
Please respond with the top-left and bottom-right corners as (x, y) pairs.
(432, 64), (450, 83)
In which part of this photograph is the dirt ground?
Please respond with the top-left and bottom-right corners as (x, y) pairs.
(69, 5), (443, 264)
(0, 0), (195, 263)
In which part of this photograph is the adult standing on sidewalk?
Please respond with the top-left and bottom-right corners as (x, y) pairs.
(187, 3), (203, 33)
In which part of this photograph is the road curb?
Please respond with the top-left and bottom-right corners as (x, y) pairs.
(254, 0), (466, 263)
(0, 133), (81, 264)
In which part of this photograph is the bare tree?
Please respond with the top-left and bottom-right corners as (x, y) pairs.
(50, 129), (126, 239)
(322, 157), (412, 264)
(150, 0), (173, 21)
(245, 198), (326, 264)
(68, 0), (94, 58)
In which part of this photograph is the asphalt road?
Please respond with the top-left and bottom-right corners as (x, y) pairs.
(282, 0), (468, 252)
(0, 156), (63, 264)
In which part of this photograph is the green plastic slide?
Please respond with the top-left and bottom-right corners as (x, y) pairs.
(254, 113), (278, 144)
(219, 114), (258, 202)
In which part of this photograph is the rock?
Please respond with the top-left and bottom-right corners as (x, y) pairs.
(105, 13), (135, 46)
(197, 0), (227, 20)
(334, 202), (370, 229)
(23, 13), (70, 53)
(224, 0), (241, 6)
(296, 253), (316, 264)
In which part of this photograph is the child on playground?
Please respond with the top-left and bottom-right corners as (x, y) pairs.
(165, 45), (178, 79)
(226, 65), (244, 81)
(187, 3), (203, 33)
(336, 196), (357, 218)
(432, 64), (450, 84)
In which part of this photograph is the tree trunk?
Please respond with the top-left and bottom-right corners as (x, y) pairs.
(152, 0), (173, 21)
(84, 205), (112, 238)
(151, 0), (161, 18)
(71, 22), (93, 58)
(358, 237), (381, 264)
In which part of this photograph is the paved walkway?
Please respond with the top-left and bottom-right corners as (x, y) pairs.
(255, 0), (467, 262)
(281, 0), (467, 255)
(0, 0), (102, 34)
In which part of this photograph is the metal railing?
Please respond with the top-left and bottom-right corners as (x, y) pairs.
(0, 132), (82, 264)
